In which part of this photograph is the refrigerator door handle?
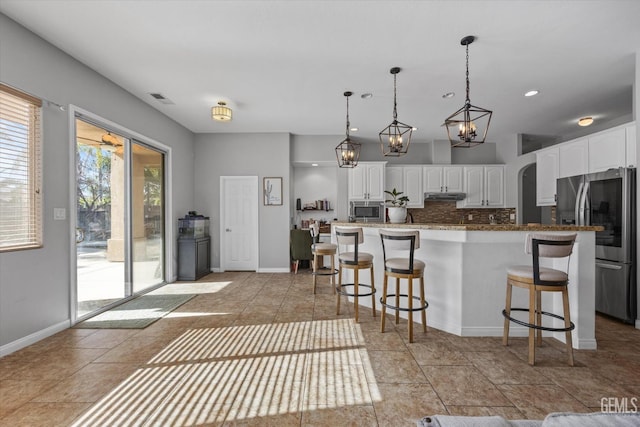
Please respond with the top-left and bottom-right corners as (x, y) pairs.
(596, 262), (623, 270)
(575, 181), (584, 226)
(579, 181), (590, 226)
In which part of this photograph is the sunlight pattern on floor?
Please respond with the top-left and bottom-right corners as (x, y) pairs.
(71, 318), (379, 425)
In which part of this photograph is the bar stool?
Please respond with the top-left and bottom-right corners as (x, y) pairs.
(311, 242), (338, 294)
(335, 226), (376, 322)
(379, 229), (427, 343)
(502, 233), (577, 366)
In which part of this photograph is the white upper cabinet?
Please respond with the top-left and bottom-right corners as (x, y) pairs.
(484, 166), (505, 207)
(588, 127), (626, 173)
(536, 147), (559, 206)
(385, 166), (403, 193)
(423, 166), (463, 193)
(558, 138), (588, 178)
(348, 162), (386, 200)
(626, 124), (637, 168)
(403, 166), (424, 208)
(460, 166), (504, 208)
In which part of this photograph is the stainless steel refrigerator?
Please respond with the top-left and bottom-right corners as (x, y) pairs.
(556, 167), (636, 323)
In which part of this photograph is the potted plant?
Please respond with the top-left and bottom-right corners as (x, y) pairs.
(384, 188), (409, 223)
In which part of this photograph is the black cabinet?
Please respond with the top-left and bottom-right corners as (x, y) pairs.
(178, 236), (211, 280)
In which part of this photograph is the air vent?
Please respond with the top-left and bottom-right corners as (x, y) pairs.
(149, 93), (174, 105)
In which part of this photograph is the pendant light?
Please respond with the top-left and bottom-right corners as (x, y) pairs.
(379, 67), (413, 156)
(444, 36), (493, 148)
(335, 91), (361, 168)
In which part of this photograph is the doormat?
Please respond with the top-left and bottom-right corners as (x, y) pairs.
(74, 293), (196, 329)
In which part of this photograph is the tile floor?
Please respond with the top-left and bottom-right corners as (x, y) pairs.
(1, 271), (639, 426)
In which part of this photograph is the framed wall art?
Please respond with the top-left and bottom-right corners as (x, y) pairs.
(263, 177), (282, 206)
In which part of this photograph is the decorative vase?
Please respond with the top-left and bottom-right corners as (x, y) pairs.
(387, 207), (407, 224)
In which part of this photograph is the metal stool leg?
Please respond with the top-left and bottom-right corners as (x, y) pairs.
(354, 267), (359, 322)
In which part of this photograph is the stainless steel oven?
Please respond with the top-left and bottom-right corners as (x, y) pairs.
(350, 201), (385, 222)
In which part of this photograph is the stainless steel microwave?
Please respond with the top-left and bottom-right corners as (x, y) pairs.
(350, 201), (385, 222)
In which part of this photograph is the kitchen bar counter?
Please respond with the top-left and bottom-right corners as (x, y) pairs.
(332, 222), (603, 231)
(331, 222), (599, 349)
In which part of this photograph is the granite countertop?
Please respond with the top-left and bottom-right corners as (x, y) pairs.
(331, 222), (604, 232)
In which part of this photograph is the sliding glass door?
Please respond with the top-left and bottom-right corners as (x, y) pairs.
(75, 118), (166, 320)
(131, 141), (164, 293)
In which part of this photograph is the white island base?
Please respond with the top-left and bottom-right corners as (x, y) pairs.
(331, 224), (598, 350)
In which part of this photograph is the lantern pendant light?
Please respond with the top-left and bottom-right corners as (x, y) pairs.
(444, 36), (493, 148)
(379, 67), (413, 157)
(335, 91), (361, 168)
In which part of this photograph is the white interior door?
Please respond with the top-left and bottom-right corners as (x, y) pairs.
(220, 176), (259, 271)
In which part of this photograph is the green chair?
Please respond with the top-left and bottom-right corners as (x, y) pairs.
(290, 229), (314, 273)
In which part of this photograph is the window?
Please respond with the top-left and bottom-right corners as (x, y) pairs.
(0, 83), (43, 251)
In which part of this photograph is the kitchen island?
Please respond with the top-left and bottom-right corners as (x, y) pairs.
(330, 222), (602, 349)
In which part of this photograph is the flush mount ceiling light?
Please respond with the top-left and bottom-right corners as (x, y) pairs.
(578, 116), (594, 127)
(524, 90), (539, 97)
(335, 91), (361, 168)
(379, 67), (413, 157)
(212, 101), (232, 122)
(444, 36), (493, 148)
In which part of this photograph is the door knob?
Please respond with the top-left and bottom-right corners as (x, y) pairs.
(226, 228), (231, 232)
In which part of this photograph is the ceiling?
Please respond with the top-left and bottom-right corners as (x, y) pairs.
(1, 0), (639, 146)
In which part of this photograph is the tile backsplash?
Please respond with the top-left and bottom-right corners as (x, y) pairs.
(408, 201), (516, 224)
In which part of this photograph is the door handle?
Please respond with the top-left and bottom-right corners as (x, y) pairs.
(596, 263), (623, 270)
(226, 228), (231, 232)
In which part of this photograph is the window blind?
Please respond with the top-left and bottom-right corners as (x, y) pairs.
(0, 83), (43, 251)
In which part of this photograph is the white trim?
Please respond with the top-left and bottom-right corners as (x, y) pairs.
(0, 320), (70, 357)
(68, 105), (174, 322)
(257, 268), (290, 273)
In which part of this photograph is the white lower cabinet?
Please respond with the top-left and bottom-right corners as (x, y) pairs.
(460, 166), (504, 208)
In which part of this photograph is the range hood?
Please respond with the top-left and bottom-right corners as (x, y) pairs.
(424, 192), (466, 201)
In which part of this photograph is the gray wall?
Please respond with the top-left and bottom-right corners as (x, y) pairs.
(194, 133), (291, 271)
(0, 14), (195, 351)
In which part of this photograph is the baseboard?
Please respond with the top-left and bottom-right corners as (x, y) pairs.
(0, 320), (70, 357)
(636, 319), (640, 330)
(460, 325), (530, 337)
(257, 268), (290, 273)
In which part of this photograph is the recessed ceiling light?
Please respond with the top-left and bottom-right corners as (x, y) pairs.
(524, 90), (539, 97)
(311, 163), (319, 167)
(442, 92), (455, 99)
(350, 127), (359, 132)
(578, 116), (594, 127)
(361, 93), (373, 99)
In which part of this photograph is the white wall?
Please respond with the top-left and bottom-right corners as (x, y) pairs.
(193, 133), (291, 271)
(0, 14), (195, 352)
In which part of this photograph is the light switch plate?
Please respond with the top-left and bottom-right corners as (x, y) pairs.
(510, 213), (516, 221)
(53, 208), (66, 220)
